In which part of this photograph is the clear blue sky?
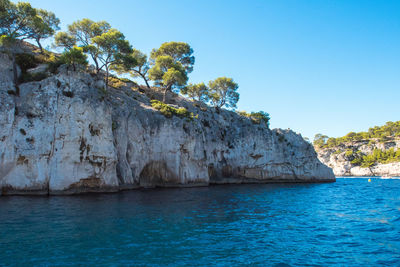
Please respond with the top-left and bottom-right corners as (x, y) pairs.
(25, 0), (400, 139)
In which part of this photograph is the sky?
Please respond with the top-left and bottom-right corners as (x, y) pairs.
(24, 0), (400, 140)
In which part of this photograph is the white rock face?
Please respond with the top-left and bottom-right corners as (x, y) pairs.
(0, 53), (334, 195)
(317, 141), (400, 177)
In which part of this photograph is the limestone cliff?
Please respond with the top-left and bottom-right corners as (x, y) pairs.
(0, 50), (334, 195)
(317, 140), (400, 177)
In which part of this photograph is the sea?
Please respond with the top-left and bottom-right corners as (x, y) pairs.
(0, 177), (399, 266)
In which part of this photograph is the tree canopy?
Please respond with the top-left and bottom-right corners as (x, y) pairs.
(54, 31), (76, 49)
(208, 77), (239, 109)
(150, 41), (194, 73)
(314, 121), (400, 149)
(0, 1), (58, 85)
(91, 28), (133, 88)
(0, 2), (255, 117)
(60, 46), (88, 71)
(55, 19), (111, 73)
(181, 82), (209, 102)
(55, 19), (134, 89)
(111, 48), (151, 88)
(0, 1), (37, 41)
(148, 54), (188, 101)
(28, 8), (59, 52)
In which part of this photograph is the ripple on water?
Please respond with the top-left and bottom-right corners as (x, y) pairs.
(0, 178), (400, 266)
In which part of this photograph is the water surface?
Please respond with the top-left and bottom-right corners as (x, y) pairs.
(1, 178), (400, 266)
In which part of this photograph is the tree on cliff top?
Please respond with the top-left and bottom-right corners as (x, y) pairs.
(181, 82), (209, 102)
(54, 31), (76, 50)
(60, 46), (88, 71)
(0, 1), (37, 86)
(27, 8), (60, 53)
(0, 1), (36, 40)
(148, 54), (188, 101)
(313, 134), (329, 147)
(148, 42), (194, 101)
(55, 19), (111, 73)
(111, 48), (151, 89)
(208, 77), (239, 109)
(91, 28), (134, 89)
(150, 41), (194, 73)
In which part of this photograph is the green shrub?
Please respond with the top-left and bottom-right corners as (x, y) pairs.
(150, 100), (196, 119)
(345, 149), (353, 157)
(237, 110), (270, 127)
(19, 72), (48, 83)
(350, 148), (400, 167)
(250, 111), (270, 126)
(119, 77), (133, 83)
(351, 157), (363, 165)
(332, 150), (342, 155)
(59, 46), (88, 71)
(35, 50), (56, 64)
(108, 77), (127, 89)
(15, 53), (39, 73)
(237, 110), (250, 117)
(46, 54), (64, 73)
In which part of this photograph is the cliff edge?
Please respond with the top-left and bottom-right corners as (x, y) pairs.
(0, 50), (335, 195)
(317, 139), (400, 177)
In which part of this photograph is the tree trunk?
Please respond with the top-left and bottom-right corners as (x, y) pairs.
(105, 65), (109, 90)
(95, 60), (100, 74)
(163, 87), (169, 102)
(93, 56), (100, 74)
(36, 39), (43, 54)
(142, 74), (151, 89)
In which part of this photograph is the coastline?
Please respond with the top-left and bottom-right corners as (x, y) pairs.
(1, 177), (336, 196)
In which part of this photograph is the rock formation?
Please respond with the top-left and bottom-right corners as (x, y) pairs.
(0, 48), (334, 195)
(317, 140), (400, 177)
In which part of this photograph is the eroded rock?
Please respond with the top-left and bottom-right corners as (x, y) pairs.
(0, 51), (335, 195)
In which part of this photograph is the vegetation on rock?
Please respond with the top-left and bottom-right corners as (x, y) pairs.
(148, 42), (194, 101)
(208, 77), (239, 109)
(1, 1), (49, 85)
(237, 110), (270, 126)
(315, 121), (400, 168)
(150, 100), (196, 120)
(346, 148), (400, 168)
(181, 82), (209, 102)
(314, 121), (400, 149)
(111, 48), (151, 89)
(27, 8), (60, 52)
(59, 46), (88, 71)
(1, 0), (270, 124)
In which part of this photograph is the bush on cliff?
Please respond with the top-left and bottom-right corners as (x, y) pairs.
(150, 100), (197, 120)
(314, 121), (400, 149)
(15, 53), (39, 72)
(237, 110), (270, 127)
(349, 148), (400, 167)
(15, 53), (48, 83)
(59, 46), (88, 71)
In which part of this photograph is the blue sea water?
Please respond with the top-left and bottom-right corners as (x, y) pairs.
(1, 178), (400, 266)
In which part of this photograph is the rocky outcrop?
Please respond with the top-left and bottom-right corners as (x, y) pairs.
(317, 140), (400, 177)
(0, 51), (334, 195)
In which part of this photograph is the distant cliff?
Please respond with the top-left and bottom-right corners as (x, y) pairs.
(0, 46), (334, 195)
(314, 122), (400, 177)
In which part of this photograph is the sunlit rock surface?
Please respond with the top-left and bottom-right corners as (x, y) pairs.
(0, 51), (334, 195)
(317, 140), (400, 177)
